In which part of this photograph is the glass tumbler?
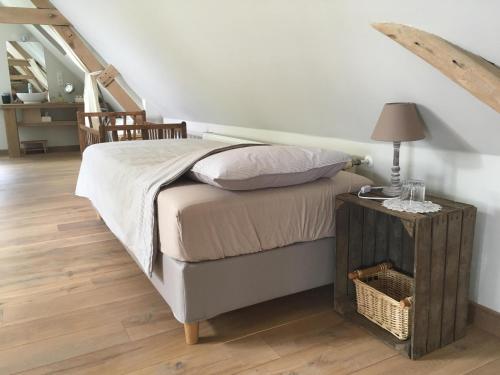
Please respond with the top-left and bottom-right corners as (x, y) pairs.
(401, 179), (426, 203)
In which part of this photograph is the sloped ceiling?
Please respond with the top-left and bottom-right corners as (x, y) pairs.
(51, 0), (500, 154)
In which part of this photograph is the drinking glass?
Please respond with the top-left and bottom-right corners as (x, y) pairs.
(401, 179), (425, 203)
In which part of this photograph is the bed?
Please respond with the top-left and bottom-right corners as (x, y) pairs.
(76, 137), (371, 344)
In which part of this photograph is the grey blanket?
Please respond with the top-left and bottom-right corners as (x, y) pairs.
(75, 139), (248, 275)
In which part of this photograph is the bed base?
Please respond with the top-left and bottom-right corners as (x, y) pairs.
(151, 237), (335, 344)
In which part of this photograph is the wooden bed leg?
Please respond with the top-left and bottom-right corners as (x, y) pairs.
(184, 322), (199, 345)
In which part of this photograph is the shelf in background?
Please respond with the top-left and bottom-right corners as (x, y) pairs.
(19, 121), (77, 127)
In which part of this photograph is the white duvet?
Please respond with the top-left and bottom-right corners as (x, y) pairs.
(75, 139), (243, 275)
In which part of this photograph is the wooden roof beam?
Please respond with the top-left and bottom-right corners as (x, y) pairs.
(29, 0), (141, 111)
(373, 23), (500, 113)
(11, 74), (35, 81)
(30, 0), (54, 9)
(0, 7), (69, 26)
(8, 58), (30, 67)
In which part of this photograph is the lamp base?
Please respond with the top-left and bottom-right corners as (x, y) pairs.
(384, 141), (402, 198)
(382, 185), (401, 197)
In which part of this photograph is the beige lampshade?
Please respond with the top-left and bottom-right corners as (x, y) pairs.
(371, 103), (426, 142)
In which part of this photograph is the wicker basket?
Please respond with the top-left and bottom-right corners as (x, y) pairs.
(349, 262), (414, 340)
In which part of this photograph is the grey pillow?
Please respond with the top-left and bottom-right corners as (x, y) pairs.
(189, 145), (351, 190)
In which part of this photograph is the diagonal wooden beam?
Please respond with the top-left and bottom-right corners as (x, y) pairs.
(30, 0), (141, 111)
(97, 65), (119, 88)
(8, 58), (30, 67)
(11, 74), (35, 81)
(0, 7), (69, 26)
(7, 41), (45, 91)
(30, 0), (54, 9)
(373, 23), (500, 114)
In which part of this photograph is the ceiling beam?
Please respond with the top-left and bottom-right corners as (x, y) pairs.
(373, 23), (500, 114)
(97, 65), (119, 87)
(7, 41), (45, 91)
(8, 58), (30, 67)
(51, 25), (141, 110)
(30, 1), (141, 111)
(11, 74), (35, 81)
(0, 7), (69, 26)
(30, 0), (55, 9)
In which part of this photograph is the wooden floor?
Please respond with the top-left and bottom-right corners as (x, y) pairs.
(1, 152), (500, 375)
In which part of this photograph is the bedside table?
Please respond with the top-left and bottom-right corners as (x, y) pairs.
(333, 193), (476, 359)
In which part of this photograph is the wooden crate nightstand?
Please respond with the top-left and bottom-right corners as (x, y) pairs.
(334, 193), (476, 359)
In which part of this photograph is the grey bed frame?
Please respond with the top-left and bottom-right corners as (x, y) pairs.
(150, 237), (335, 344)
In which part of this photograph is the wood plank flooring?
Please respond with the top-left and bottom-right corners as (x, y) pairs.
(0, 152), (499, 374)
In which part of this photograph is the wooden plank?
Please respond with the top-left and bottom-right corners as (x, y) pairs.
(353, 327), (500, 374)
(0, 7), (69, 26)
(103, 79), (142, 111)
(97, 65), (119, 87)
(19, 121), (77, 127)
(388, 216), (403, 269)
(441, 210), (463, 346)
(26, 0), (141, 112)
(50, 25), (141, 111)
(427, 214), (448, 352)
(374, 211), (388, 263)
(468, 357), (500, 375)
(347, 204), (364, 297)
(28, 58), (48, 89)
(7, 41), (45, 91)
(334, 199), (349, 309)
(361, 208), (375, 267)
(336, 193), (420, 222)
(0, 102), (83, 109)
(8, 58), (29, 67)
(455, 206), (477, 339)
(400, 220), (414, 275)
(372, 23), (500, 114)
(346, 312), (411, 358)
(31, 0), (55, 8)
(29, 1), (146, 112)
(0, 155), (492, 370)
(411, 216), (432, 359)
(50, 25), (102, 72)
(3, 108), (20, 158)
(10, 74), (35, 81)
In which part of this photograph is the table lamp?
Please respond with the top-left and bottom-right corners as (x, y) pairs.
(371, 103), (426, 197)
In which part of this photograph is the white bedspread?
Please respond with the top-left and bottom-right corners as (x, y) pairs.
(75, 139), (242, 275)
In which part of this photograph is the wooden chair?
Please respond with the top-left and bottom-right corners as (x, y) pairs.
(77, 110), (187, 152)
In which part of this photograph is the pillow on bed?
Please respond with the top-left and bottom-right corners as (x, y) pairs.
(188, 145), (351, 190)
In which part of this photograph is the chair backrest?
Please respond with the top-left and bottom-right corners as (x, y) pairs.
(77, 110), (147, 128)
(77, 110), (187, 151)
(77, 110), (147, 141)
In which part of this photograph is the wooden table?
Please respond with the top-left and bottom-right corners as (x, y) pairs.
(1, 102), (84, 157)
(334, 193), (476, 359)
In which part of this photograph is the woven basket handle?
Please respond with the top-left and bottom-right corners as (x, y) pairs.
(348, 262), (393, 280)
(399, 296), (413, 308)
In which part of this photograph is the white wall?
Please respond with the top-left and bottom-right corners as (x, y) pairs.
(53, 0), (500, 312)
(44, 50), (84, 103)
(53, 0), (500, 155)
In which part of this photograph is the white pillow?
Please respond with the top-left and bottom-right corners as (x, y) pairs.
(189, 145), (351, 190)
